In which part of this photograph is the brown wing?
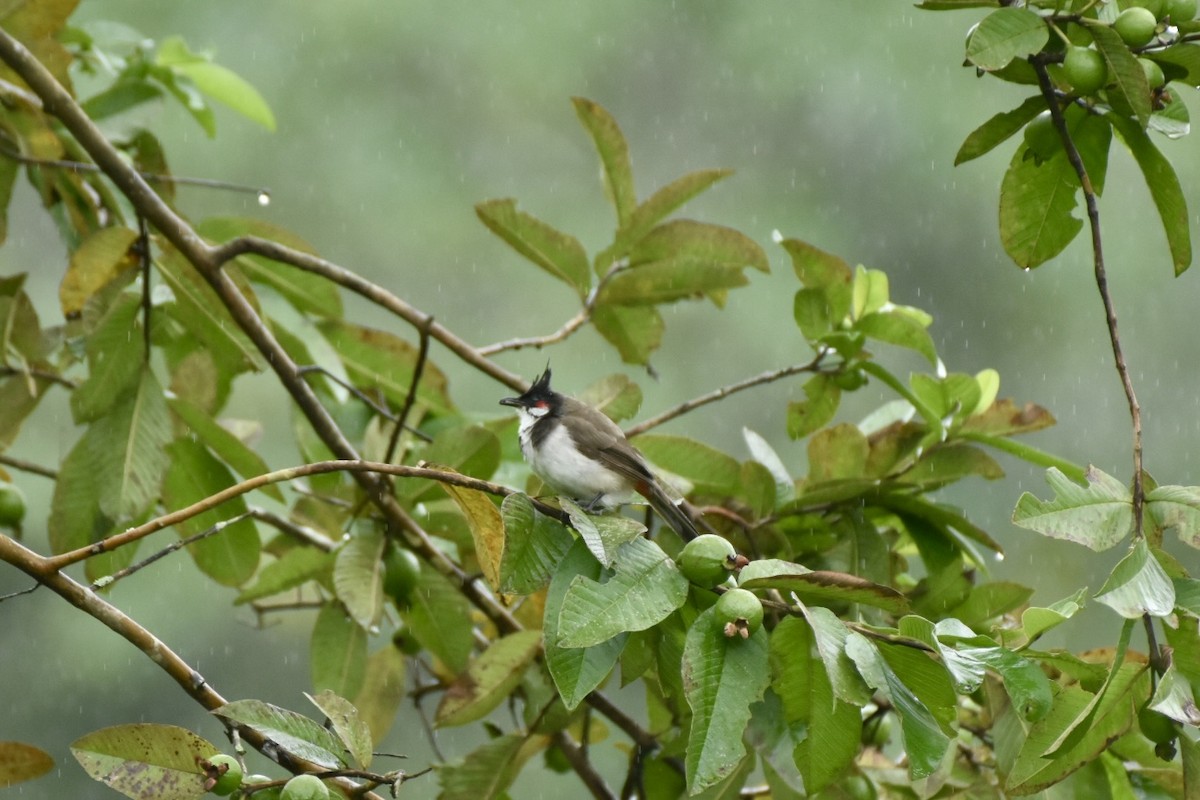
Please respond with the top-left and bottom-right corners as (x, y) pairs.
(561, 397), (655, 485)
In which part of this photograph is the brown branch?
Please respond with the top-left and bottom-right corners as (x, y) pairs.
(92, 512), (254, 589)
(1032, 62), (1143, 538)
(385, 315), (433, 465)
(624, 355), (828, 437)
(0, 453), (57, 479)
(0, 29), (665, 785)
(0, 365), (76, 389)
(44, 460), (562, 572)
(0, 533), (384, 800)
(552, 731), (616, 800)
(207, 235), (526, 393)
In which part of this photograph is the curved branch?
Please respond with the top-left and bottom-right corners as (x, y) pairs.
(0, 533), (385, 800)
(624, 355), (827, 437)
(207, 235), (526, 392)
(45, 460), (564, 572)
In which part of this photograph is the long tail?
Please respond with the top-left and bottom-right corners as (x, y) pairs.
(636, 478), (700, 540)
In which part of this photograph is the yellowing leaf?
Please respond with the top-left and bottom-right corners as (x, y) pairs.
(59, 226), (137, 317)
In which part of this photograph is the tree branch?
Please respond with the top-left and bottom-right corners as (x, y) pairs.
(207, 235), (526, 392)
(1031, 62), (1143, 538)
(0, 533), (384, 800)
(624, 355), (827, 437)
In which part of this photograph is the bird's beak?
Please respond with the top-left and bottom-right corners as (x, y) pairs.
(499, 396), (523, 408)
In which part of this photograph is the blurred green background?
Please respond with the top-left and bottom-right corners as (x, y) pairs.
(2, 1), (1199, 795)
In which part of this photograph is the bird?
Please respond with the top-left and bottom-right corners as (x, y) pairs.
(500, 368), (699, 540)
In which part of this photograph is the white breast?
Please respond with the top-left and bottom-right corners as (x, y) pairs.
(518, 412), (634, 507)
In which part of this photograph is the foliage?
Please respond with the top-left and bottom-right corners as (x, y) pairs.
(0, 1), (1199, 799)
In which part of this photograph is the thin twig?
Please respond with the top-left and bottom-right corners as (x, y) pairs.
(208, 235), (526, 392)
(138, 214), (152, 363)
(0, 365), (76, 389)
(385, 315), (433, 465)
(0, 142), (270, 197)
(624, 354), (828, 437)
(552, 731), (616, 800)
(45, 460), (567, 572)
(247, 507), (339, 551)
(0, 581), (39, 602)
(1032, 61), (1143, 537)
(477, 259), (627, 356)
(92, 512), (254, 589)
(0, 453), (57, 479)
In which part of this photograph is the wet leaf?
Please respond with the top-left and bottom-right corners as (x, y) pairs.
(214, 700), (345, 769)
(1013, 466), (1132, 551)
(436, 630), (542, 726)
(71, 724), (216, 800)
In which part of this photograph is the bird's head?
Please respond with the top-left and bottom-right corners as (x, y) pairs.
(499, 367), (560, 418)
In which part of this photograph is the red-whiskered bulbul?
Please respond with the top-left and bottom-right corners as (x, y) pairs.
(500, 368), (699, 540)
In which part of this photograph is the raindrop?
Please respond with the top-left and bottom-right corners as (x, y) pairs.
(257, 191), (271, 207)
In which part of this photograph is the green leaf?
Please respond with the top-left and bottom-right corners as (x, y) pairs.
(742, 427), (795, 505)
(845, 633), (953, 781)
(214, 699), (345, 769)
(999, 143), (1082, 268)
(0, 741), (53, 788)
(234, 546), (331, 604)
(799, 605), (873, 705)
(599, 257), (751, 305)
(0, 147), (18, 245)
(682, 605), (770, 794)
(779, 238), (853, 320)
(47, 425), (113, 556)
(611, 168), (733, 259)
(306, 690), (373, 769)
(806, 423), (868, 482)
(352, 644), (407, 746)
(1020, 588), (1088, 644)
(436, 630), (542, 727)
(1147, 484), (1200, 548)
(579, 373), (643, 423)
(71, 724), (216, 800)
(58, 226), (137, 317)
(436, 733), (526, 800)
(572, 97), (636, 229)
(475, 198), (590, 295)
(793, 287), (833, 341)
(155, 246), (263, 373)
(966, 8), (1049, 70)
(196, 218), (339, 316)
(591, 303), (664, 365)
(162, 437), (260, 586)
(1094, 539), (1175, 618)
(769, 618), (860, 793)
(156, 37), (276, 130)
(974, 647), (1055, 724)
(632, 434), (740, 496)
(71, 293), (144, 423)
(856, 310), (937, 365)
(404, 566), (474, 673)
(94, 368), (172, 521)
(1005, 662), (1148, 794)
(955, 95), (1045, 165)
(499, 493), (573, 595)
(310, 603), (367, 702)
(900, 442), (1005, 488)
(556, 537), (689, 648)
(1012, 466), (1132, 551)
(318, 320), (453, 413)
(786, 374), (841, 441)
(1091, 25), (1152, 128)
(544, 539), (628, 709)
(560, 497), (646, 568)
(405, 425), (501, 503)
(1110, 114), (1192, 275)
(333, 527), (386, 630)
(739, 559), (909, 615)
(167, 397), (282, 501)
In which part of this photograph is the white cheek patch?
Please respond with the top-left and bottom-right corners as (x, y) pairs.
(529, 405), (549, 418)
